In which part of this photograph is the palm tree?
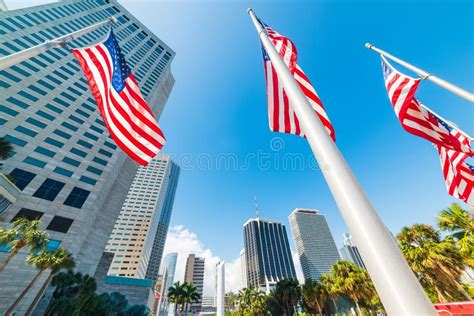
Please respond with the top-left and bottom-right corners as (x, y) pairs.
(274, 278), (301, 315)
(226, 291), (238, 312)
(182, 282), (201, 314)
(249, 287), (266, 316)
(437, 203), (474, 268)
(320, 274), (339, 314)
(26, 248), (75, 314)
(168, 281), (185, 314)
(0, 137), (14, 160)
(398, 224), (472, 302)
(0, 218), (49, 272)
(237, 287), (253, 314)
(302, 278), (325, 315)
(5, 247), (74, 315)
(331, 260), (372, 315)
(46, 272), (99, 315)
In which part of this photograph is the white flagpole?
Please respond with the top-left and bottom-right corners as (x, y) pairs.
(248, 9), (436, 315)
(366, 43), (474, 103)
(0, 17), (116, 70)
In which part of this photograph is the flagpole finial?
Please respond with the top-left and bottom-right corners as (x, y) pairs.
(247, 8), (254, 15)
(365, 43), (374, 49)
(109, 16), (118, 24)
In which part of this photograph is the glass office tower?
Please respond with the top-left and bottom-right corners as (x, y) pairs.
(0, 0), (174, 313)
(243, 217), (296, 291)
(289, 209), (341, 281)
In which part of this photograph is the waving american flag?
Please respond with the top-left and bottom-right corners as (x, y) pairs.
(260, 20), (335, 140)
(381, 56), (472, 155)
(437, 129), (474, 206)
(73, 30), (165, 166)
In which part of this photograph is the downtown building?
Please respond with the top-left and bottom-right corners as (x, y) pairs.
(243, 217), (296, 292)
(289, 209), (341, 281)
(0, 0), (175, 313)
(105, 154), (180, 279)
(339, 233), (366, 269)
(157, 252), (178, 313)
(184, 254), (205, 313)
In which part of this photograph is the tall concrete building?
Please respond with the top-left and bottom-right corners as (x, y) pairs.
(0, 0), (174, 313)
(339, 233), (366, 269)
(105, 155), (180, 279)
(184, 254), (205, 312)
(289, 209), (341, 281)
(243, 218), (296, 291)
(240, 248), (247, 288)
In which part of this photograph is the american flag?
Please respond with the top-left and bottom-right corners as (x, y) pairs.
(437, 129), (474, 206)
(73, 30), (165, 166)
(381, 56), (472, 154)
(260, 21), (335, 140)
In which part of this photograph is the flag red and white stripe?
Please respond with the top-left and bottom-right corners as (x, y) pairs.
(437, 131), (474, 206)
(262, 23), (335, 140)
(381, 56), (471, 154)
(73, 30), (165, 166)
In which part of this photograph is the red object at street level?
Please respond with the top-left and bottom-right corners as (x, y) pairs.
(435, 301), (474, 315)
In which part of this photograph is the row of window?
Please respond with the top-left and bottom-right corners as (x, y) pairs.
(12, 208), (74, 234)
(9, 169), (90, 209)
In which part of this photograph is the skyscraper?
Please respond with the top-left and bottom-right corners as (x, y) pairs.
(0, 1), (174, 313)
(289, 209), (341, 281)
(240, 248), (247, 288)
(184, 254), (205, 312)
(158, 252), (178, 312)
(339, 233), (366, 269)
(105, 154), (180, 279)
(243, 218), (296, 291)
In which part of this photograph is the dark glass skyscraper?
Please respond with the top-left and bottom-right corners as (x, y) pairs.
(243, 218), (296, 291)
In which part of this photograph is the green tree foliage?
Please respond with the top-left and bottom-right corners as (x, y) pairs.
(6, 248), (75, 315)
(46, 271), (148, 315)
(437, 203), (474, 268)
(273, 278), (301, 315)
(0, 136), (13, 160)
(237, 287), (266, 315)
(301, 278), (326, 314)
(397, 223), (472, 302)
(0, 217), (49, 272)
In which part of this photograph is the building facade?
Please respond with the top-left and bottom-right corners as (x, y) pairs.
(243, 218), (296, 291)
(158, 252), (178, 312)
(105, 154), (180, 279)
(184, 254), (205, 312)
(339, 233), (366, 269)
(240, 248), (247, 288)
(0, 0), (174, 313)
(289, 209), (340, 281)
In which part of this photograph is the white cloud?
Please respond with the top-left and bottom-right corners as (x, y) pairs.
(162, 225), (242, 297)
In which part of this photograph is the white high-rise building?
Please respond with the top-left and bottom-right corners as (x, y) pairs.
(289, 209), (341, 281)
(0, 1), (174, 313)
(105, 154), (179, 279)
(240, 249), (247, 288)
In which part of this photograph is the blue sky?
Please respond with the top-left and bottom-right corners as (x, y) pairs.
(7, 0), (473, 275)
(120, 0), (473, 263)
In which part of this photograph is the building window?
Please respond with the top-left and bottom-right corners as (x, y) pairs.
(47, 239), (61, 251)
(64, 187), (90, 209)
(11, 208), (44, 222)
(0, 195), (12, 213)
(23, 157), (46, 168)
(33, 178), (65, 201)
(9, 168), (36, 190)
(47, 215), (74, 233)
